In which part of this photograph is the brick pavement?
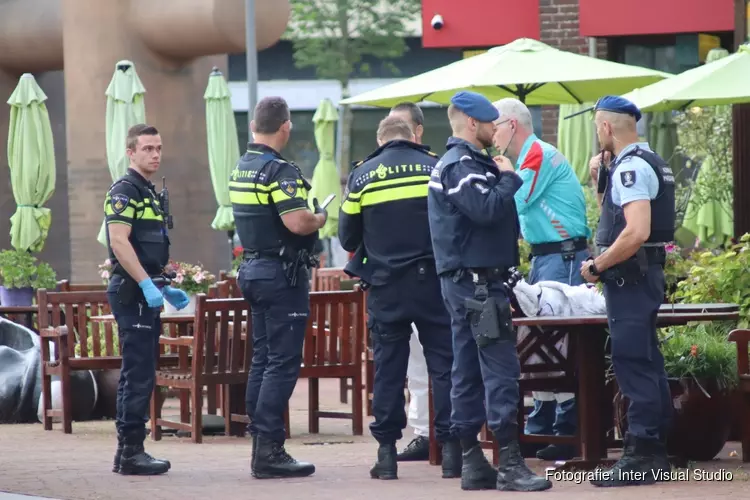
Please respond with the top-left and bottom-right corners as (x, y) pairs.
(0, 379), (747, 500)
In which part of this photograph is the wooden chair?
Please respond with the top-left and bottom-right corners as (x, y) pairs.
(37, 289), (118, 433)
(150, 295), (252, 443)
(300, 289), (366, 436)
(57, 280), (108, 292)
(728, 328), (750, 462)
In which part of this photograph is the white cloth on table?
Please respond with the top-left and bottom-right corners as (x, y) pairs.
(513, 279), (607, 402)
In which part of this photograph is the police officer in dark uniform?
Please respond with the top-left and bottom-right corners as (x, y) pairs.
(229, 97), (325, 479)
(339, 115), (460, 480)
(428, 91), (552, 492)
(581, 96), (674, 487)
(105, 124), (190, 475)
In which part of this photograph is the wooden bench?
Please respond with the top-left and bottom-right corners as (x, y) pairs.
(728, 328), (750, 462)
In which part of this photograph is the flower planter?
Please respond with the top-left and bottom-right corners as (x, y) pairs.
(0, 286), (34, 307)
(615, 377), (732, 461)
(163, 293), (196, 315)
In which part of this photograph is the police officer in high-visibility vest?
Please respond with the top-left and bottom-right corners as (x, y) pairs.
(339, 115), (460, 481)
(581, 96), (674, 487)
(229, 96), (325, 479)
(428, 91), (552, 492)
(105, 124), (190, 475)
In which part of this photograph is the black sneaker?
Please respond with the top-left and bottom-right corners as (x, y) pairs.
(396, 435), (430, 461)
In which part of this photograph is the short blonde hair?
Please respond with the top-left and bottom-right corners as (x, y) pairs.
(377, 116), (413, 143)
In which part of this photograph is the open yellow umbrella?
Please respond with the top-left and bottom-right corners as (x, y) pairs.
(97, 60), (146, 245)
(341, 38), (669, 107)
(6, 73), (56, 252)
(308, 99), (341, 239)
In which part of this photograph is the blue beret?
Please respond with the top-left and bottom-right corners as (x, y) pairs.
(450, 91), (499, 123)
(594, 95), (642, 122)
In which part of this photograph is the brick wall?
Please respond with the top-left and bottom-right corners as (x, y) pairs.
(538, 0), (608, 145)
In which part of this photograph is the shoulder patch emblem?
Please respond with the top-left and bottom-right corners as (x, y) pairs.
(110, 193), (130, 214)
(279, 179), (298, 198)
(620, 170), (636, 188)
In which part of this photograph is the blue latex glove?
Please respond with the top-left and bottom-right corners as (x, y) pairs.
(138, 278), (164, 308)
(163, 285), (190, 310)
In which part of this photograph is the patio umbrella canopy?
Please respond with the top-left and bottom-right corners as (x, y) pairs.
(97, 60), (146, 245)
(308, 99), (341, 239)
(204, 67), (240, 232)
(622, 45), (750, 112)
(6, 73), (56, 252)
(340, 38), (670, 107)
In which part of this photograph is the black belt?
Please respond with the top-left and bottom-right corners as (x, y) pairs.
(600, 246), (667, 284)
(243, 248), (283, 260)
(450, 267), (511, 283)
(530, 236), (588, 257)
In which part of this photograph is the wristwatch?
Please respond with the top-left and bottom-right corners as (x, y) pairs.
(588, 260), (600, 276)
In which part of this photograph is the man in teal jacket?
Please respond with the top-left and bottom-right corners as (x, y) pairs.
(492, 98), (591, 461)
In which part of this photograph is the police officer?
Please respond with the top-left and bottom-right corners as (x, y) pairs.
(105, 124), (190, 475)
(339, 115), (460, 480)
(581, 96), (674, 487)
(229, 96), (325, 479)
(388, 102), (431, 463)
(491, 97), (591, 461)
(428, 91), (552, 492)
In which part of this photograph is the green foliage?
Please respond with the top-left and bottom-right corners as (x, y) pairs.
(287, 0), (421, 84)
(0, 249), (57, 290)
(660, 322), (738, 390)
(163, 260), (216, 296)
(663, 243), (694, 293)
(673, 106), (733, 220)
(582, 183), (600, 246)
(673, 233), (750, 328)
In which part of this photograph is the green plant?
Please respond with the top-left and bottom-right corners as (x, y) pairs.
(664, 243), (694, 294)
(163, 260), (216, 295)
(673, 233), (750, 328)
(660, 322), (738, 391)
(673, 105), (733, 221)
(0, 249), (57, 290)
(582, 183), (600, 246)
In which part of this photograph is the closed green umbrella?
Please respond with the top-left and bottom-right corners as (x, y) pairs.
(204, 67), (239, 233)
(341, 38), (669, 107)
(6, 73), (56, 252)
(308, 99), (341, 239)
(97, 60), (146, 245)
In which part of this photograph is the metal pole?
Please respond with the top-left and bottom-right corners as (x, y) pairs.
(245, 0), (258, 122)
(588, 37), (600, 156)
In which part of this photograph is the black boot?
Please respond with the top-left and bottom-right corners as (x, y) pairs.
(535, 443), (577, 461)
(653, 435), (671, 480)
(441, 440), (462, 479)
(590, 434), (667, 487)
(112, 434), (123, 473)
(118, 443), (170, 476)
(396, 435), (430, 461)
(459, 440), (497, 491)
(370, 443), (398, 480)
(252, 435), (315, 479)
(496, 440), (553, 491)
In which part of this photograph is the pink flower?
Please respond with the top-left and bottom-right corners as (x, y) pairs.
(100, 270), (110, 279)
(174, 273), (184, 284)
(194, 272), (205, 284)
(104, 258), (112, 266)
(665, 243), (677, 253)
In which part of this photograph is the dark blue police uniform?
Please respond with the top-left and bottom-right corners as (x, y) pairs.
(339, 139), (460, 480)
(588, 96), (674, 487)
(104, 168), (173, 476)
(229, 143), (317, 479)
(428, 91), (551, 492)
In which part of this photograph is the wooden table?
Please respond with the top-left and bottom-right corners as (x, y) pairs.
(90, 313), (195, 324)
(427, 307), (741, 470)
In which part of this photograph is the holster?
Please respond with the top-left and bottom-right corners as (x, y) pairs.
(281, 247), (318, 287)
(600, 247), (664, 286)
(464, 274), (514, 348)
(115, 273), (139, 306)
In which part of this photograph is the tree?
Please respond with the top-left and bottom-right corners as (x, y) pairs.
(287, 0), (422, 176)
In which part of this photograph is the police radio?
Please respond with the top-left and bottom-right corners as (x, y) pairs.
(158, 176), (174, 229)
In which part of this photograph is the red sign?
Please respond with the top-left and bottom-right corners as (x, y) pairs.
(579, 0), (735, 37)
(421, 0), (540, 49)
